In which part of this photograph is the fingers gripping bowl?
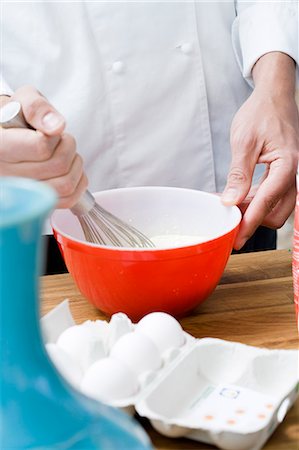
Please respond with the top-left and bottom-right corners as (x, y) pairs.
(51, 187), (241, 320)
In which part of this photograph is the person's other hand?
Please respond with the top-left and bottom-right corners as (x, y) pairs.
(0, 85), (88, 208)
(222, 53), (299, 250)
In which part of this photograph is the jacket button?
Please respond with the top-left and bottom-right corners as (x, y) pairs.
(180, 43), (193, 54)
(112, 61), (125, 74)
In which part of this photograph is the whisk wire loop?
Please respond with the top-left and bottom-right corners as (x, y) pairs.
(80, 204), (155, 248)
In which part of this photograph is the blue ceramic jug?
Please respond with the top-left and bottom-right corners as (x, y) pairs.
(0, 177), (152, 449)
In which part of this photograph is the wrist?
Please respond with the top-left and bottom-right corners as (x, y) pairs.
(252, 51), (296, 99)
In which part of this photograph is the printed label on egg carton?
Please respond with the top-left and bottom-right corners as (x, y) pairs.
(41, 300), (299, 450)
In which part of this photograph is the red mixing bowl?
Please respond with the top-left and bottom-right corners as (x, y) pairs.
(51, 187), (241, 320)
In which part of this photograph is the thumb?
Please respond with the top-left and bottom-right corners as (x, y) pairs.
(222, 166), (252, 206)
(13, 85), (65, 136)
(222, 140), (257, 206)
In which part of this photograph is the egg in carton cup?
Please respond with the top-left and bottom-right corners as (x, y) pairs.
(41, 300), (299, 450)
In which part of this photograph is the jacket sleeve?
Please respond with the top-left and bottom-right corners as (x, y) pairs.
(0, 73), (13, 96)
(232, 0), (299, 87)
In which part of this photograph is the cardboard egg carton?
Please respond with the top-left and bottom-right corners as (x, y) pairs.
(41, 300), (299, 450)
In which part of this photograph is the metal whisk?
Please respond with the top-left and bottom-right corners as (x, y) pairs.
(70, 189), (155, 247)
(0, 101), (154, 248)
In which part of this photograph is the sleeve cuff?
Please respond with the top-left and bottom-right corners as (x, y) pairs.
(232, 2), (299, 87)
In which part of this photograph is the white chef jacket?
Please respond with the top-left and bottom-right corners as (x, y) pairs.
(1, 1), (298, 196)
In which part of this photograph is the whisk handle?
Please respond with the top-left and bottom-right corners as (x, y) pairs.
(0, 101), (33, 129)
(70, 190), (96, 216)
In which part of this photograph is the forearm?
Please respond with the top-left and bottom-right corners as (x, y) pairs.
(252, 52), (296, 97)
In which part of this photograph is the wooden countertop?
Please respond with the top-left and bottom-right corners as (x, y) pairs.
(41, 249), (298, 450)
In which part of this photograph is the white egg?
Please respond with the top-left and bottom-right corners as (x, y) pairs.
(56, 323), (106, 371)
(110, 331), (162, 375)
(106, 312), (134, 352)
(135, 312), (185, 354)
(81, 357), (139, 402)
(45, 343), (83, 388)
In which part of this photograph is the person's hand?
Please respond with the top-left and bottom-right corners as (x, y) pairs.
(0, 85), (88, 208)
(222, 52), (299, 250)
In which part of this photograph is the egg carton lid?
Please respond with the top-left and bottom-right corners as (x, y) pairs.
(41, 300), (299, 450)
